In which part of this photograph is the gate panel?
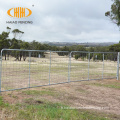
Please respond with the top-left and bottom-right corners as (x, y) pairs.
(0, 49), (118, 92)
(1, 50), (29, 91)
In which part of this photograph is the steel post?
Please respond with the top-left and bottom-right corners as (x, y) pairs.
(102, 53), (104, 79)
(29, 52), (31, 87)
(0, 50), (3, 93)
(117, 52), (120, 80)
(49, 51), (51, 85)
(68, 52), (72, 82)
(88, 53), (90, 80)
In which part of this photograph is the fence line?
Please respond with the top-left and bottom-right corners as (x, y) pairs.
(0, 49), (119, 92)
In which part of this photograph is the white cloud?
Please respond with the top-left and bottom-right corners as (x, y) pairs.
(0, 0), (119, 43)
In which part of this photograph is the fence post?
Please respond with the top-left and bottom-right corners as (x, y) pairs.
(49, 51), (51, 85)
(102, 53), (104, 79)
(88, 53), (90, 80)
(29, 52), (31, 87)
(0, 50), (3, 93)
(68, 52), (71, 82)
(117, 52), (120, 80)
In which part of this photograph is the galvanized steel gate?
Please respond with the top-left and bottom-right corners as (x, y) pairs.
(0, 49), (119, 92)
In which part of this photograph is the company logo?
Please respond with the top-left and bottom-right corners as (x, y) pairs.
(7, 7), (32, 18)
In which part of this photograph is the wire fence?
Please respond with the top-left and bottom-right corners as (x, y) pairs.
(0, 49), (119, 92)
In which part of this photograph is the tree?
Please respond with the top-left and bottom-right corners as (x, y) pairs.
(0, 32), (10, 60)
(105, 0), (120, 26)
(9, 38), (21, 61)
(6, 26), (11, 33)
(12, 29), (24, 39)
(109, 43), (120, 52)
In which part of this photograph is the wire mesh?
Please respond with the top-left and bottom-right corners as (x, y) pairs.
(50, 51), (69, 84)
(1, 50), (29, 91)
(0, 49), (118, 92)
(30, 51), (50, 87)
(89, 53), (103, 80)
(71, 52), (118, 81)
(103, 53), (118, 79)
(70, 52), (89, 81)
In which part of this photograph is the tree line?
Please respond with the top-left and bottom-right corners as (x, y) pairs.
(0, 27), (119, 61)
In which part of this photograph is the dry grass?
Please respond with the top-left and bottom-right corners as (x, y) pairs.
(1, 53), (117, 91)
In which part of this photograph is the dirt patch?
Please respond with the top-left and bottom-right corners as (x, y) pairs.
(2, 91), (28, 104)
(24, 98), (44, 105)
(43, 79), (120, 115)
(1, 79), (120, 117)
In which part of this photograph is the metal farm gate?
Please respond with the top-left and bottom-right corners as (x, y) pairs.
(0, 49), (119, 92)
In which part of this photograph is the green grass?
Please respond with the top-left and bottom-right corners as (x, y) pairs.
(17, 101), (110, 120)
(0, 96), (9, 107)
(12, 98), (111, 120)
(0, 95), (115, 120)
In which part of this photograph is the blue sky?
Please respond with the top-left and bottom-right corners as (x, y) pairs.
(0, 0), (120, 43)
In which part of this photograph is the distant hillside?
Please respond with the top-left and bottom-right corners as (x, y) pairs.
(42, 42), (117, 47)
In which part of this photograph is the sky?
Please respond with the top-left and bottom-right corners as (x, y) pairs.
(0, 0), (120, 43)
